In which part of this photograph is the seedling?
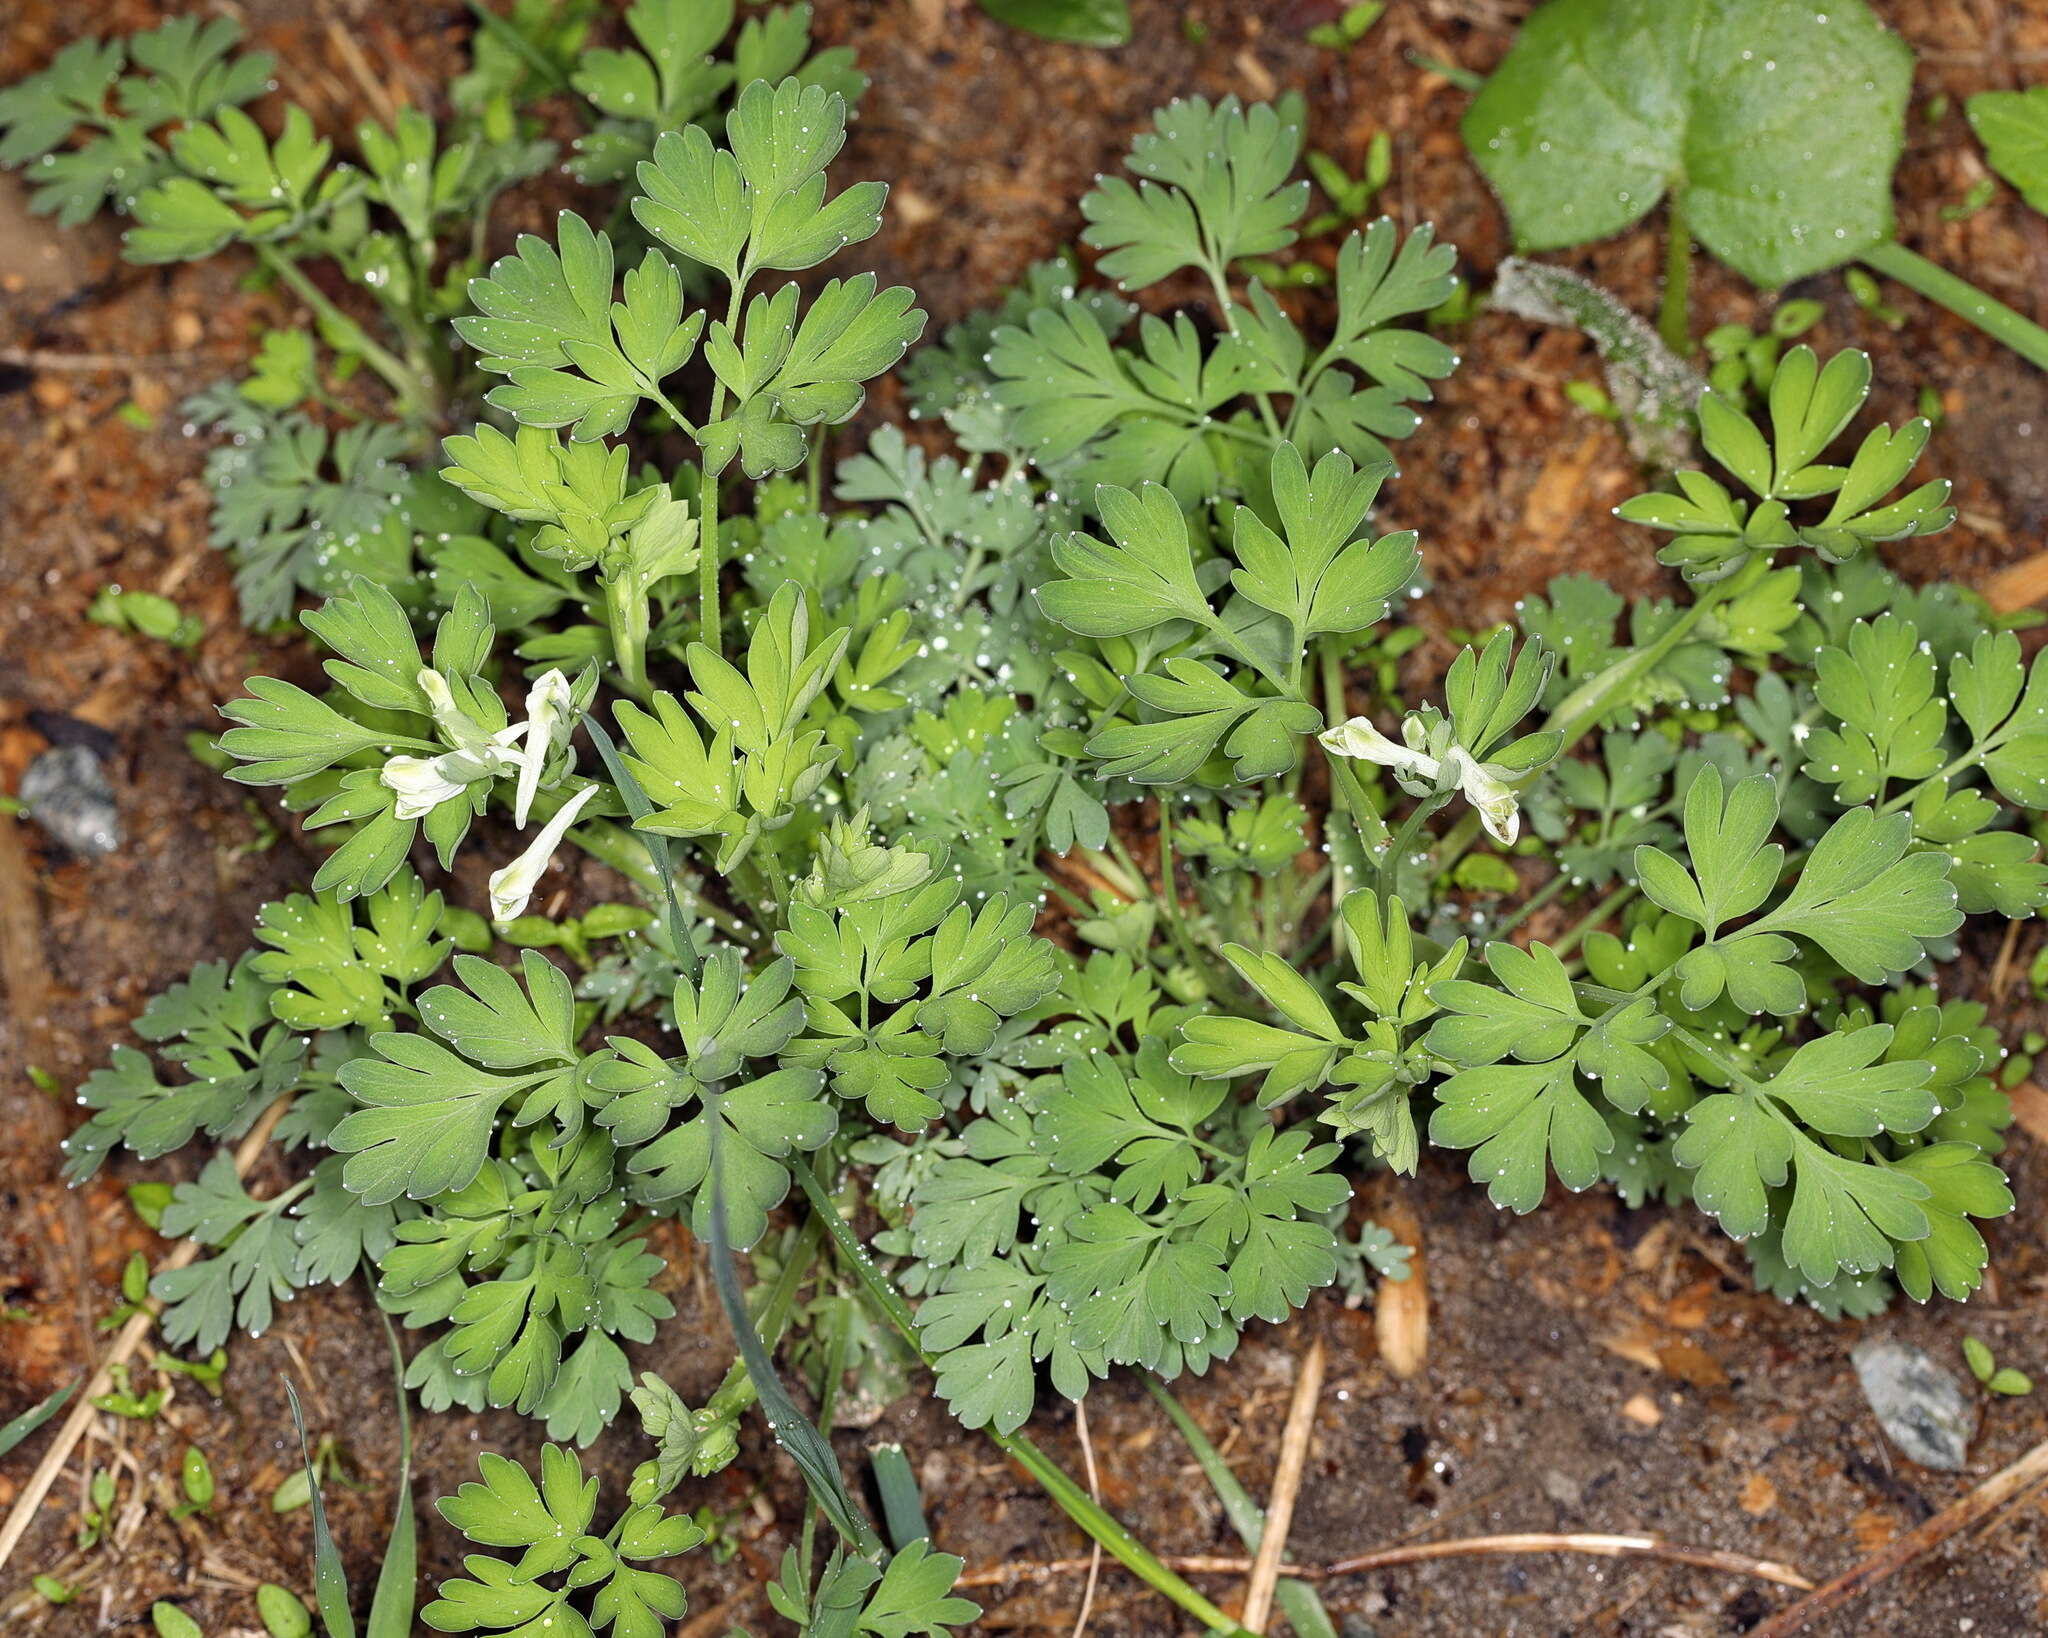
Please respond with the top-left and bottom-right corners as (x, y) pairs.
(89, 586), (203, 648)
(1308, 3), (1386, 51)
(1963, 1336), (2034, 1397)
(171, 1446), (216, 1519)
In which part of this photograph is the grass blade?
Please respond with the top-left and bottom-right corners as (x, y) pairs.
(364, 1315), (415, 1638)
(0, 1375), (80, 1457)
(284, 1378), (357, 1638)
(707, 1124), (882, 1558)
(871, 1443), (929, 1550)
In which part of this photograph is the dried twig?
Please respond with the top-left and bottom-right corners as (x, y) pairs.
(323, 15), (404, 126)
(1988, 915), (2026, 999)
(955, 1527), (1811, 1597)
(0, 346), (205, 372)
(675, 1583), (760, 1638)
(1748, 1436), (2048, 1637)
(1323, 1531), (1813, 1591)
(0, 1094), (294, 1576)
(1243, 1338), (1325, 1633)
(956, 1554), (1299, 1588)
(1069, 1399), (1103, 1638)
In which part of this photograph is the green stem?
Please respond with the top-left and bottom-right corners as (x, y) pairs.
(1318, 646), (1358, 958)
(1203, 257), (1284, 440)
(1659, 195), (1692, 357)
(463, 0), (587, 105)
(1490, 867), (1573, 938)
(1541, 558), (1757, 749)
(793, 1162), (1251, 1637)
(1548, 880), (1638, 961)
(564, 816), (752, 942)
(253, 244), (438, 422)
(1861, 240), (2048, 372)
(1378, 792), (1448, 901)
(603, 572), (650, 700)
(1106, 834), (1236, 998)
(1326, 752), (1392, 851)
(696, 279), (749, 660)
(697, 463), (722, 657)
(688, 1212), (827, 1442)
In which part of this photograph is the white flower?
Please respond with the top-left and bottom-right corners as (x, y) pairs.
(513, 669), (575, 827)
(379, 753), (469, 819)
(1319, 714), (1523, 847)
(1318, 716), (1438, 786)
(416, 666), (465, 736)
(1440, 746), (1521, 847)
(488, 784), (599, 923)
(418, 666), (522, 769)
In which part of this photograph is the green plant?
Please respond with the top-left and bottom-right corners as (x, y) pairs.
(1963, 1335), (2034, 1397)
(1967, 87), (2048, 215)
(1308, 4), (1386, 51)
(975, 0), (1132, 47)
(1463, 0), (2048, 368)
(12, 9), (2044, 1634)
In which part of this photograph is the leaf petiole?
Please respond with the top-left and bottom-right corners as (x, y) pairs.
(1861, 240), (2048, 372)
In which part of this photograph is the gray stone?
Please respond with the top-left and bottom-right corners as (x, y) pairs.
(20, 745), (120, 856)
(1851, 1338), (1976, 1472)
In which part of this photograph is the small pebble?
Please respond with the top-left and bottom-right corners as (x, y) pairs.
(1852, 1338), (1976, 1471)
(20, 745), (121, 856)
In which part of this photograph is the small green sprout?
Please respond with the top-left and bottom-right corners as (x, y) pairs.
(1964, 1337), (2034, 1397)
(1308, 2), (1385, 49)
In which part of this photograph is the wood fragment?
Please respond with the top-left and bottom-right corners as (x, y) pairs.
(1988, 915), (2025, 999)
(1372, 1191), (1429, 1378)
(1748, 1435), (2048, 1637)
(1981, 549), (2048, 615)
(0, 1094), (294, 1576)
(2009, 1081), (2048, 1149)
(1243, 1338), (1325, 1634)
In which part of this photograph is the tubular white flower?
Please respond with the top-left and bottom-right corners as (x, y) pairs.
(418, 665), (521, 770)
(1443, 746), (1521, 847)
(1319, 714), (1523, 847)
(1317, 716), (1438, 789)
(380, 754), (468, 820)
(513, 669), (575, 828)
(488, 784), (599, 923)
(417, 666), (464, 735)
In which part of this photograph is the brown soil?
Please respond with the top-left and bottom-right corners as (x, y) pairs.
(6, 2), (2048, 1635)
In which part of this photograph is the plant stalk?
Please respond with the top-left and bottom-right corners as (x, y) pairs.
(603, 571), (651, 700)
(1659, 195), (1692, 356)
(1861, 240), (2048, 371)
(253, 244), (439, 423)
